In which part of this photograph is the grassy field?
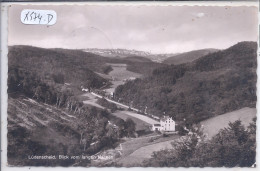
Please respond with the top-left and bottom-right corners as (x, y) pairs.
(111, 111), (150, 131)
(82, 92), (157, 131)
(107, 63), (142, 80)
(119, 139), (175, 166)
(82, 93), (105, 109)
(91, 133), (179, 167)
(113, 110), (160, 125)
(104, 63), (142, 94)
(201, 107), (256, 138)
(95, 71), (113, 80)
(116, 134), (179, 166)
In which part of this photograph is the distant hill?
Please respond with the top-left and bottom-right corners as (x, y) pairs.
(147, 53), (180, 63)
(83, 48), (179, 63)
(114, 41), (257, 124)
(82, 48), (151, 58)
(163, 49), (219, 65)
(124, 56), (153, 63)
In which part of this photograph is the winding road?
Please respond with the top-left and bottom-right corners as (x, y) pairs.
(82, 92), (159, 125)
(90, 92), (159, 125)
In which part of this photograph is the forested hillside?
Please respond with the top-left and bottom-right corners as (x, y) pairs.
(163, 48), (218, 65)
(114, 42), (257, 125)
(8, 97), (119, 166)
(8, 46), (110, 89)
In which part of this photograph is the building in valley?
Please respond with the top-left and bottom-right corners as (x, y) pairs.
(152, 116), (175, 132)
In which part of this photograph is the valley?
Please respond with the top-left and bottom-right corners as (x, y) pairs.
(7, 41), (257, 167)
(102, 63), (142, 95)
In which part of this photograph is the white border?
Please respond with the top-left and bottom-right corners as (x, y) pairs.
(1, 1), (259, 171)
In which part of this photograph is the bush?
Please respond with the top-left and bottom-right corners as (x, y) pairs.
(102, 65), (113, 74)
(176, 124), (188, 136)
(97, 98), (117, 112)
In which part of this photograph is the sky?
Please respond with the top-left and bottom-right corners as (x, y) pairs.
(9, 5), (258, 54)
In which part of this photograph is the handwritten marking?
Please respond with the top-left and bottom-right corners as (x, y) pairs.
(21, 9), (57, 25)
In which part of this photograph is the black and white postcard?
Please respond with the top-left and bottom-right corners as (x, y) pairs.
(1, 2), (258, 169)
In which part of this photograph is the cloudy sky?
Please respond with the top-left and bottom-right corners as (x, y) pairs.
(9, 5), (258, 54)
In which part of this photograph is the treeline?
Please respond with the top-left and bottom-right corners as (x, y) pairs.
(143, 118), (256, 167)
(126, 61), (166, 76)
(8, 67), (78, 109)
(96, 98), (118, 112)
(114, 42), (257, 125)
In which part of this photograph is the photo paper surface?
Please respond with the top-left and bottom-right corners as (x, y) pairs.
(3, 2), (258, 168)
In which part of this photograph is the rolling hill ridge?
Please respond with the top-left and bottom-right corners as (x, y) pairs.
(163, 48), (219, 65)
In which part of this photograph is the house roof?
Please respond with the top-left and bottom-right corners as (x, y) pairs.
(161, 116), (172, 122)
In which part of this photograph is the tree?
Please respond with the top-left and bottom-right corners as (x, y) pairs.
(114, 119), (126, 138)
(34, 86), (43, 100)
(143, 124), (205, 167)
(190, 119), (256, 167)
(52, 73), (65, 84)
(125, 118), (136, 137)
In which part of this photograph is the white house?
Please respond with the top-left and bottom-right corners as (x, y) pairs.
(110, 92), (114, 98)
(152, 116), (175, 132)
(123, 77), (136, 82)
(82, 88), (89, 92)
(152, 124), (162, 131)
(81, 86), (89, 92)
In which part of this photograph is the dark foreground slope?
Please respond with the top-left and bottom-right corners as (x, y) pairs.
(114, 42), (257, 124)
(8, 96), (126, 166)
(8, 97), (80, 166)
